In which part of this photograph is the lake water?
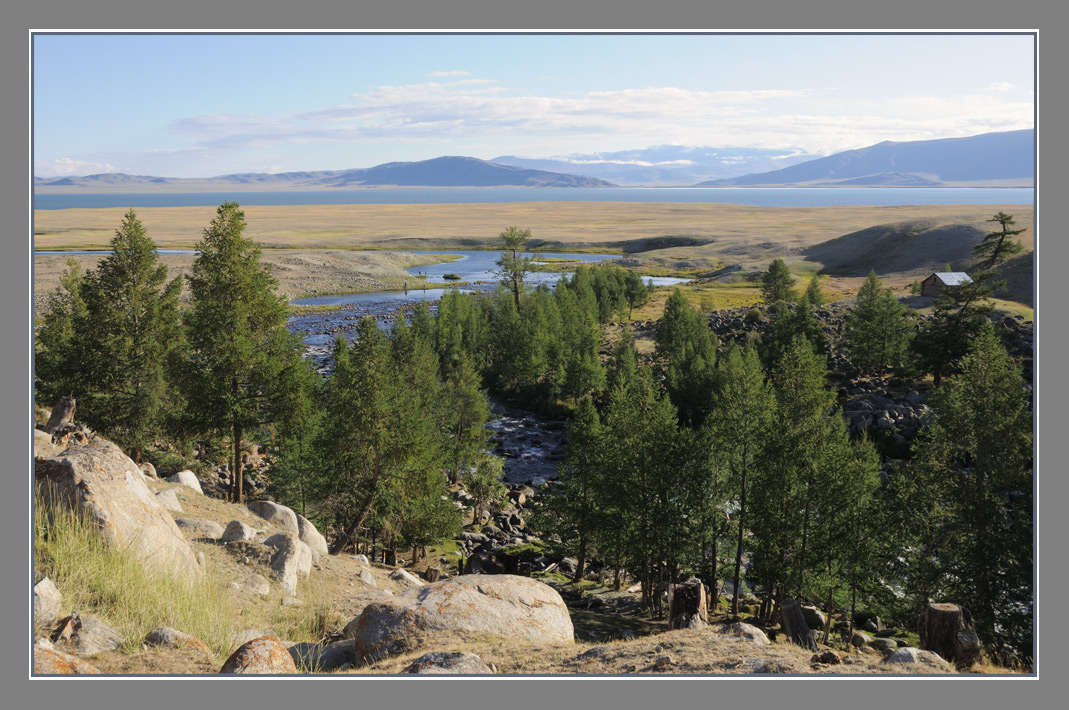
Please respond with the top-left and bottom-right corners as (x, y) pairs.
(290, 249), (688, 307)
(33, 186), (1034, 210)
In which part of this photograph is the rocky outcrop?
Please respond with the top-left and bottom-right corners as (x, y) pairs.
(33, 577), (63, 629)
(344, 574), (573, 664)
(403, 651), (493, 674)
(220, 637), (298, 674)
(263, 533), (313, 595)
(175, 517), (225, 540)
(166, 470), (204, 495)
(34, 645), (101, 674)
(35, 439), (201, 581)
(220, 519), (258, 542)
(297, 514), (329, 557)
(247, 500), (299, 535)
(144, 627), (211, 655)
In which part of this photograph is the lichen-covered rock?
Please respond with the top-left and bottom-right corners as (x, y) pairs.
(297, 514), (328, 557)
(166, 470), (203, 495)
(33, 429), (64, 459)
(175, 517), (225, 540)
(34, 646), (101, 674)
(358, 568), (377, 588)
(344, 574), (573, 664)
(65, 615), (124, 655)
(247, 500), (299, 535)
(221, 519), (258, 542)
(144, 627), (211, 655)
(233, 573), (271, 596)
(35, 440), (201, 581)
(403, 651), (493, 674)
(220, 637), (297, 674)
(33, 577), (63, 628)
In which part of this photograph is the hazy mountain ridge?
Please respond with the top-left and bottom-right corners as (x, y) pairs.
(492, 145), (815, 186)
(696, 130), (1034, 187)
(35, 156), (615, 192)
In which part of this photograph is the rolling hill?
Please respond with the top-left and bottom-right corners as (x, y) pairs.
(697, 130), (1034, 187)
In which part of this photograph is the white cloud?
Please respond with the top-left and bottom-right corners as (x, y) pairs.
(35, 157), (123, 177)
(985, 81), (1016, 92)
(426, 70), (471, 77)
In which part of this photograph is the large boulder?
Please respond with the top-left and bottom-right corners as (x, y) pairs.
(175, 517), (225, 540)
(885, 646), (954, 672)
(403, 651), (493, 674)
(715, 622), (771, 646)
(801, 605), (827, 631)
(263, 533), (313, 595)
(297, 514), (329, 557)
(33, 429), (64, 459)
(344, 574), (573, 664)
(220, 637), (297, 674)
(390, 567), (425, 587)
(221, 519), (258, 542)
(35, 440), (201, 581)
(287, 639), (353, 672)
(248, 500), (299, 535)
(155, 489), (183, 512)
(166, 470), (203, 495)
(33, 577), (63, 629)
(63, 615), (124, 656)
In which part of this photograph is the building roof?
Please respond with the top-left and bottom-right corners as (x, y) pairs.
(929, 272), (973, 286)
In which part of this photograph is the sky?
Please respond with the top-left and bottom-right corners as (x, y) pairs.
(32, 33), (1035, 178)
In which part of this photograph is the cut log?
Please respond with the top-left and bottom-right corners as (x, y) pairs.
(919, 602), (982, 667)
(41, 395), (76, 435)
(780, 598), (817, 651)
(667, 579), (708, 630)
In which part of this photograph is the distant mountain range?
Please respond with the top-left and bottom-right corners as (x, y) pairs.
(34, 156), (615, 192)
(34, 130), (1034, 192)
(696, 130), (1034, 187)
(491, 145), (816, 186)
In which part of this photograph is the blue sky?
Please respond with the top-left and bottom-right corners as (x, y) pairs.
(32, 33), (1035, 178)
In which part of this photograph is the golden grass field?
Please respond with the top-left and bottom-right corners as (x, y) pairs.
(33, 201), (1034, 311)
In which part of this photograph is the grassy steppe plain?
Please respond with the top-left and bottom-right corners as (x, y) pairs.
(33, 201), (1034, 311)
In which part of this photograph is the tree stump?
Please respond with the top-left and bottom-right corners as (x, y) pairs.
(423, 566), (441, 583)
(780, 598), (817, 651)
(919, 603), (982, 667)
(41, 395), (76, 435)
(668, 579), (708, 630)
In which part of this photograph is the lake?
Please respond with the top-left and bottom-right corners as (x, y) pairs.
(33, 186), (1034, 210)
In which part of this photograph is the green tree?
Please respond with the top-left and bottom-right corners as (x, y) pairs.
(759, 295), (827, 372)
(466, 455), (508, 522)
(903, 326), (1033, 661)
(844, 270), (915, 376)
(495, 226), (534, 309)
(761, 258), (796, 304)
(70, 211), (184, 460)
(711, 345), (774, 616)
(913, 270), (1000, 386)
(35, 258), (88, 405)
(655, 289), (718, 426)
(974, 212), (1026, 269)
(804, 274), (825, 306)
(623, 271), (652, 318)
(180, 202), (303, 502)
(442, 352), (491, 484)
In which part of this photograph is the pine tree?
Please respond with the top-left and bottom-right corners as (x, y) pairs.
(711, 345), (774, 615)
(974, 212), (1026, 269)
(759, 295), (826, 372)
(913, 270), (1000, 386)
(180, 202), (302, 502)
(495, 226), (534, 309)
(71, 210), (184, 460)
(442, 352), (490, 484)
(35, 257), (88, 404)
(844, 270), (915, 376)
(655, 289), (718, 426)
(623, 271), (652, 318)
(905, 325), (1033, 661)
(805, 274), (826, 306)
(761, 258), (796, 304)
